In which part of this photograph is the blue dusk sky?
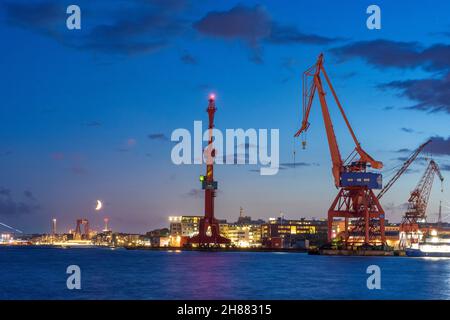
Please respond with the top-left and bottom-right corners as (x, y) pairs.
(1, 0), (449, 233)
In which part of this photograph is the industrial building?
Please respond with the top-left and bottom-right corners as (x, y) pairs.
(261, 217), (328, 249)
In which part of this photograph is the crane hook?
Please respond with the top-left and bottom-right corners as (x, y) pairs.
(301, 133), (307, 149)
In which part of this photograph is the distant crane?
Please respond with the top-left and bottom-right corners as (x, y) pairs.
(377, 140), (431, 200)
(74, 219), (90, 240)
(295, 53), (385, 246)
(399, 159), (444, 248)
(188, 95), (230, 246)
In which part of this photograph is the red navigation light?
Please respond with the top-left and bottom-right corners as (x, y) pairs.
(209, 93), (215, 100)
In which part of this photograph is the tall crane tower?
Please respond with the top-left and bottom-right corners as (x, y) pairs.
(295, 54), (385, 246)
(400, 159), (444, 248)
(188, 95), (230, 247)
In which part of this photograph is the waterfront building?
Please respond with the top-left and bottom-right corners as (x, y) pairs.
(169, 216), (202, 237)
(385, 223), (400, 248)
(261, 217), (328, 248)
(92, 231), (113, 246)
(221, 224), (262, 247)
(219, 209), (263, 247)
(0, 233), (12, 244)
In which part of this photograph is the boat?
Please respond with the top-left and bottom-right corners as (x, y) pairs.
(51, 240), (95, 248)
(406, 230), (450, 257)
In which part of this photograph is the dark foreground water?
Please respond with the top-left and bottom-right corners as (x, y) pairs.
(1, 246), (450, 299)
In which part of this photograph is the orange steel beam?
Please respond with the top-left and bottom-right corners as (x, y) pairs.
(295, 53), (382, 187)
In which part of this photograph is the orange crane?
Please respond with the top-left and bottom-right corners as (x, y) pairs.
(399, 159), (444, 248)
(295, 53), (385, 246)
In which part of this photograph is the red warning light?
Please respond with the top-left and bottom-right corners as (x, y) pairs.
(209, 93), (215, 100)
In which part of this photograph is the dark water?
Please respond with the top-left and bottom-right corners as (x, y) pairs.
(1, 246), (450, 300)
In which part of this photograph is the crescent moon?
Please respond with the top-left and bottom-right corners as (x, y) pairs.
(95, 200), (102, 211)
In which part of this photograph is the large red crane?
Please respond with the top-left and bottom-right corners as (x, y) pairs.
(188, 95), (230, 247)
(399, 159), (444, 248)
(295, 53), (385, 246)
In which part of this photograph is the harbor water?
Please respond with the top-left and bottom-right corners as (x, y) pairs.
(1, 246), (449, 300)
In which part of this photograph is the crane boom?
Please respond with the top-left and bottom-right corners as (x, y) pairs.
(295, 53), (383, 188)
(377, 140), (431, 200)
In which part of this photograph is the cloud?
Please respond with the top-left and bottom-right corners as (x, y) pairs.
(441, 164), (450, 171)
(0, 150), (12, 156)
(331, 40), (450, 114)
(193, 5), (338, 63)
(331, 40), (450, 72)
(281, 57), (296, 73)
(184, 188), (221, 198)
(279, 162), (319, 169)
(84, 121), (102, 127)
(180, 52), (197, 65)
(404, 168), (421, 174)
(1, 1), (61, 34)
(50, 152), (91, 176)
(247, 162), (318, 172)
(0, 187), (40, 216)
(1, 0), (187, 56)
(400, 127), (424, 134)
(141, 0), (188, 11)
(0, 188), (11, 197)
(397, 137), (450, 157)
(221, 143), (258, 164)
(222, 153), (249, 165)
(425, 136), (450, 156)
(268, 23), (339, 45)
(194, 5), (271, 45)
(23, 190), (35, 200)
(50, 152), (65, 161)
(380, 72), (450, 114)
(280, 57), (297, 82)
(185, 188), (202, 198)
(80, 10), (179, 55)
(148, 133), (169, 141)
(394, 155), (427, 164)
